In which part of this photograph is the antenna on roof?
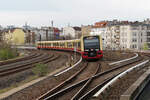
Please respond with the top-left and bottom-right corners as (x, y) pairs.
(51, 20), (53, 27)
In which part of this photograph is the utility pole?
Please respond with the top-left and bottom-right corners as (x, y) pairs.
(51, 20), (54, 40)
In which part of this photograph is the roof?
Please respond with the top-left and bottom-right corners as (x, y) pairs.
(73, 27), (81, 31)
(92, 26), (106, 28)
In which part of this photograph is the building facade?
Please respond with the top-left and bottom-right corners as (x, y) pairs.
(92, 20), (150, 50)
(3, 28), (25, 45)
(120, 24), (148, 50)
(63, 26), (81, 39)
(81, 25), (92, 36)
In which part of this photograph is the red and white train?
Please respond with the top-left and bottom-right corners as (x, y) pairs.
(37, 35), (103, 60)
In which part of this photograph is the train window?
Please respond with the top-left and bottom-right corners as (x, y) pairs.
(60, 42), (65, 47)
(56, 42), (59, 47)
(73, 42), (77, 47)
(83, 36), (100, 50)
(53, 43), (56, 47)
(49, 43), (51, 46)
(47, 43), (50, 46)
(67, 42), (72, 48)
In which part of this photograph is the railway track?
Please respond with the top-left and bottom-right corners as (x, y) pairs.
(0, 51), (60, 77)
(38, 54), (143, 100)
(37, 62), (101, 100)
(0, 51), (38, 66)
(71, 63), (101, 100)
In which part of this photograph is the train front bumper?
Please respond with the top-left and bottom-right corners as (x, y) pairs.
(81, 51), (103, 59)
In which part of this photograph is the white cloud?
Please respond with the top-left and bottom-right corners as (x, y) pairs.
(0, 0), (150, 27)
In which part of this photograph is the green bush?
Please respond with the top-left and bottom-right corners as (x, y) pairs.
(0, 47), (18, 60)
(32, 63), (48, 77)
(143, 43), (149, 50)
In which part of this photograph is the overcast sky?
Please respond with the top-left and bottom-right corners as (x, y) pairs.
(0, 0), (150, 28)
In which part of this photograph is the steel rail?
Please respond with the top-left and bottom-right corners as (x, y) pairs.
(0, 53), (48, 72)
(109, 53), (138, 65)
(71, 63), (101, 100)
(0, 54), (60, 77)
(37, 62), (88, 100)
(0, 52), (38, 66)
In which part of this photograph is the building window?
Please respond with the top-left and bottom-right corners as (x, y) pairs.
(135, 45), (137, 48)
(132, 27), (138, 30)
(147, 32), (150, 36)
(133, 32), (137, 36)
(132, 44), (137, 48)
(132, 38), (137, 42)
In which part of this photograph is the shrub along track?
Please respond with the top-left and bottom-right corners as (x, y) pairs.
(39, 54), (144, 100)
(0, 50), (60, 77)
(0, 50), (38, 66)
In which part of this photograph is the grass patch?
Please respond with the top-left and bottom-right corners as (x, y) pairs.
(0, 43), (18, 60)
(32, 63), (49, 77)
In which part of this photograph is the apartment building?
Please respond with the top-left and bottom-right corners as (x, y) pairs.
(147, 26), (150, 49)
(120, 24), (148, 50)
(90, 21), (121, 50)
(92, 20), (150, 50)
(105, 25), (120, 50)
(3, 28), (25, 45)
(63, 26), (81, 39)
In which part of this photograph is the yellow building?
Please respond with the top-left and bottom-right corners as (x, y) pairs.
(3, 28), (25, 45)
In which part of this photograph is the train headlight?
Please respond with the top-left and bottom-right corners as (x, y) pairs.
(95, 49), (99, 51)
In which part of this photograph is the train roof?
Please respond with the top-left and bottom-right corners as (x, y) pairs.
(37, 39), (80, 43)
(37, 35), (101, 43)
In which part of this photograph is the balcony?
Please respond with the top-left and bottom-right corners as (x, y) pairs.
(147, 32), (150, 36)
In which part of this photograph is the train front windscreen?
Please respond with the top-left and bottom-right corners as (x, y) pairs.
(83, 36), (100, 51)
